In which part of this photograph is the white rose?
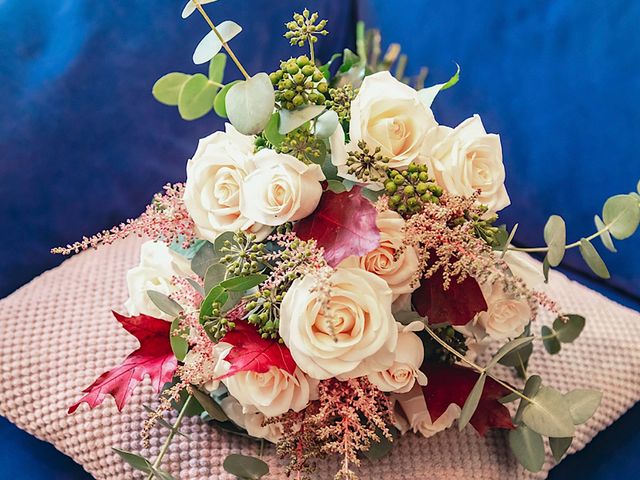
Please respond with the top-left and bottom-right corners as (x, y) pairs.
(240, 149), (324, 226)
(501, 250), (545, 290)
(340, 210), (420, 300)
(182, 342), (231, 393)
(424, 114), (510, 213)
(368, 322), (427, 393)
(475, 281), (532, 340)
(330, 71), (438, 185)
(396, 385), (460, 438)
(124, 241), (191, 320)
(219, 396), (284, 444)
(224, 366), (318, 417)
(183, 124), (272, 242)
(279, 267), (398, 380)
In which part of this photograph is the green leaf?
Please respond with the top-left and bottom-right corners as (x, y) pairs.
(191, 388), (229, 422)
(319, 52), (342, 80)
(178, 73), (217, 120)
(226, 73), (275, 135)
(549, 436), (572, 462)
(170, 238), (206, 260)
(279, 104), (325, 134)
(514, 375), (542, 424)
(187, 278), (205, 296)
(542, 256), (550, 283)
(541, 325), (561, 354)
(152, 72), (191, 106)
(543, 215), (566, 267)
(458, 373), (486, 430)
(191, 241), (217, 278)
(499, 391), (520, 404)
(440, 62), (461, 90)
(498, 340), (533, 369)
(219, 274), (268, 292)
(499, 223), (519, 258)
(579, 238), (610, 279)
(487, 336), (534, 370)
(326, 179), (347, 194)
(214, 231), (236, 254)
(193, 21), (242, 65)
(522, 386), (575, 438)
(361, 187), (384, 203)
(199, 285), (229, 322)
(214, 80), (241, 118)
(362, 425), (399, 460)
(149, 467), (175, 480)
(204, 263), (227, 296)
(508, 425), (545, 472)
(170, 316), (188, 361)
(223, 454), (269, 480)
(263, 112), (285, 147)
(147, 290), (183, 318)
(552, 314), (586, 343)
(564, 389), (602, 425)
(314, 110), (339, 139)
(602, 194), (640, 240)
(594, 215), (617, 252)
(112, 448), (151, 472)
(209, 53), (227, 84)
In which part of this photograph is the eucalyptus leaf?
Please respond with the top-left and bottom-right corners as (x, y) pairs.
(564, 389), (602, 425)
(178, 73), (216, 120)
(142, 405), (190, 438)
(326, 179), (347, 194)
(219, 274), (268, 292)
(204, 263), (227, 295)
(362, 425), (399, 460)
(150, 467), (176, 480)
(508, 425), (545, 472)
(543, 215), (566, 267)
(170, 237), (205, 260)
(514, 375), (542, 424)
(498, 340), (533, 368)
(549, 436), (572, 462)
(594, 214), (617, 252)
(191, 241), (217, 278)
(542, 256), (550, 283)
(263, 112), (285, 147)
(314, 110), (339, 138)
(226, 73), (275, 135)
(499, 391), (520, 404)
(199, 285), (229, 322)
(147, 290), (183, 318)
(209, 53), (227, 83)
(152, 72), (191, 106)
(552, 314), (585, 343)
(541, 325), (561, 354)
(214, 231), (236, 254)
(602, 194), (640, 240)
(487, 336), (534, 370)
(223, 454), (269, 480)
(181, 0), (218, 19)
(170, 316), (188, 361)
(112, 448), (151, 472)
(214, 80), (241, 118)
(193, 21), (242, 65)
(417, 63), (460, 107)
(191, 388), (229, 422)
(500, 223), (519, 258)
(522, 386), (575, 438)
(458, 373), (486, 430)
(578, 238), (610, 279)
(187, 278), (205, 296)
(279, 104), (326, 134)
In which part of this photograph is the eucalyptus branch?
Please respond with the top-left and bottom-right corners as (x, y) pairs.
(146, 395), (194, 480)
(508, 223), (612, 254)
(190, 0), (250, 80)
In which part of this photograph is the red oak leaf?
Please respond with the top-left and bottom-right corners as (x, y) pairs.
(412, 268), (487, 326)
(422, 363), (514, 436)
(68, 312), (177, 413)
(218, 319), (297, 379)
(294, 187), (380, 267)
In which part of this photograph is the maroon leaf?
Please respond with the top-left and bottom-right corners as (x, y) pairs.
(218, 319), (297, 379)
(294, 187), (380, 267)
(422, 363), (514, 436)
(68, 312), (177, 413)
(412, 268), (487, 326)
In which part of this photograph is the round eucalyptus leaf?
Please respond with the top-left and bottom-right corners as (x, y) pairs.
(279, 104), (326, 134)
(181, 0), (218, 19)
(522, 386), (575, 438)
(508, 425), (545, 472)
(147, 290), (183, 317)
(213, 80), (241, 118)
(225, 73), (275, 135)
(204, 263), (226, 295)
(541, 325), (561, 354)
(191, 241), (217, 279)
(602, 194), (640, 240)
(594, 214), (617, 252)
(263, 113), (285, 147)
(209, 53), (227, 84)
(458, 373), (486, 430)
(192, 20), (242, 65)
(552, 314), (585, 343)
(578, 238), (610, 279)
(223, 454), (269, 479)
(314, 109), (339, 138)
(152, 72), (191, 106)
(178, 73), (216, 120)
(543, 215), (566, 267)
(564, 388), (602, 425)
(487, 336), (534, 370)
(112, 448), (151, 473)
(549, 436), (573, 462)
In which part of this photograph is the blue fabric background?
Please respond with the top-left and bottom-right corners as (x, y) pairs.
(1, 0), (639, 478)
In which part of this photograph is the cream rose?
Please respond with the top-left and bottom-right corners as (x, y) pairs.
(396, 385), (461, 438)
(124, 241), (191, 320)
(424, 114), (510, 214)
(219, 396), (284, 443)
(240, 149), (324, 226)
(340, 210), (420, 300)
(330, 71), (438, 185)
(182, 342), (231, 393)
(475, 281), (532, 340)
(224, 366), (317, 417)
(183, 124), (272, 242)
(279, 267), (398, 380)
(368, 322), (427, 393)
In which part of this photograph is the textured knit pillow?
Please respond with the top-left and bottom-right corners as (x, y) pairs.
(1, 237), (639, 480)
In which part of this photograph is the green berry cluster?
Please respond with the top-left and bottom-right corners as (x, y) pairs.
(450, 208), (501, 247)
(326, 84), (358, 122)
(202, 303), (236, 342)
(219, 231), (267, 277)
(284, 9), (328, 48)
(346, 140), (389, 183)
(270, 56), (328, 110)
(279, 126), (325, 164)
(422, 325), (468, 365)
(384, 162), (443, 217)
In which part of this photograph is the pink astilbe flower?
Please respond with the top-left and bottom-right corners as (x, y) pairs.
(52, 183), (196, 255)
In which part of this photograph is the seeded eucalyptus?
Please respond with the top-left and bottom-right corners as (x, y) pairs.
(385, 162), (442, 217)
(271, 56), (328, 110)
(219, 231), (267, 276)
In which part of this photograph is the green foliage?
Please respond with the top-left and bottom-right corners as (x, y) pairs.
(225, 73), (275, 135)
(178, 73), (218, 120)
(191, 241), (217, 278)
(579, 238), (610, 279)
(170, 316), (188, 361)
(191, 387), (229, 422)
(279, 104), (325, 134)
(214, 80), (241, 117)
(541, 325), (561, 354)
(508, 425), (545, 472)
(564, 389), (602, 425)
(204, 263), (227, 296)
(458, 373), (486, 430)
(223, 454), (269, 480)
(602, 193), (640, 240)
(362, 425), (399, 460)
(263, 112), (285, 147)
(199, 285), (230, 323)
(553, 314), (586, 343)
(521, 386), (575, 438)
(549, 436), (572, 462)
(440, 62), (461, 90)
(209, 53), (227, 84)
(219, 274), (268, 292)
(385, 162), (442, 217)
(112, 448), (151, 472)
(147, 290), (183, 318)
(514, 375), (542, 424)
(192, 21), (242, 65)
(152, 72), (191, 106)
(543, 215), (566, 267)
(594, 214), (617, 252)
(271, 56), (328, 110)
(487, 336), (534, 370)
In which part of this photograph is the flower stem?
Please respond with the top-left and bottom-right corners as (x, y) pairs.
(145, 395), (193, 480)
(508, 224), (612, 253)
(191, 0), (250, 80)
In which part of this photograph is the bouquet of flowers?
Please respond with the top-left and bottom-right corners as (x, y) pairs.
(56, 2), (640, 479)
